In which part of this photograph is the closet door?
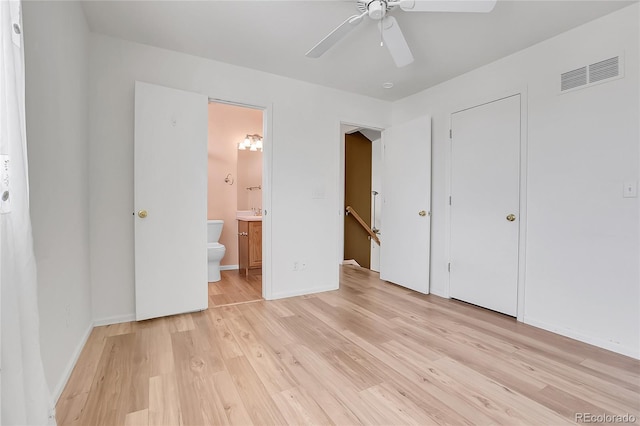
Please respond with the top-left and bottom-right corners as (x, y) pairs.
(450, 95), (521, 316)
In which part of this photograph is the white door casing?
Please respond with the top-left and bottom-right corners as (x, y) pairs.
(380, 115), (431, 293)
(449, 94), (521, 316)
(134, 81), (208, 321)
(370, 137), (382, 273)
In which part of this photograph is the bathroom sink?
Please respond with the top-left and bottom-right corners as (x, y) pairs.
(236, 215), (262, 221)
(237, 210), (262, 221)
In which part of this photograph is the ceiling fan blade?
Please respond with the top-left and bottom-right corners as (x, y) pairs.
(379, 16), (414, 68)
(398, 0), (497, 13)
(306, 12), (367, 58)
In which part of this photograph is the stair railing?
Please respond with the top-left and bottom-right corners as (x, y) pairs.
(345, 205), (380, 245)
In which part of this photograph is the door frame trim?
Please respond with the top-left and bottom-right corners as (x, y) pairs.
(446, 87), (529, 322)
(208, 97), (273, 300)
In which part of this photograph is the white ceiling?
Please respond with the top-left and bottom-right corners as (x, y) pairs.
(81, 0), (634, 101)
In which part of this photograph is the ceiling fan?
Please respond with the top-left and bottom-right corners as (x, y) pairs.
(306, 0), (497, 68)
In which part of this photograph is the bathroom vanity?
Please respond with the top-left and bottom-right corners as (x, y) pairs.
(237, 217), (262, 275)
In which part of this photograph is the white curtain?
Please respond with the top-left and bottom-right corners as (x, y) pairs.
(1, 1), (56, 424)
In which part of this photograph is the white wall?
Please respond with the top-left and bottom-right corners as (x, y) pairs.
(89, 34), (390, 321)
(237, 150), (263, 212)
(22, 1), (93, 398)
(393, 4), (639, 358)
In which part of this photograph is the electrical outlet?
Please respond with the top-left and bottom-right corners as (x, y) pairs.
(623, 181), (637, 198)
(293, 261), (307, 271)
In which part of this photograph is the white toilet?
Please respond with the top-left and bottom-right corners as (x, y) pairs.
(207, 220), (226, 282)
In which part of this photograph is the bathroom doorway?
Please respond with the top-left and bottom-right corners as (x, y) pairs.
(207, 101), (264, 307)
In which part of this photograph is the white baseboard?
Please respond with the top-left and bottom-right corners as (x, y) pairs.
(52, 321), (93, 403)
(220, 265), (239, 271)
(524, 316), (640, 360)
(409, 294), (638, 359)
(428, 286), (449, 298)
(269, 285), (339, 301)
(92, 313), (136, 327)
(53, 314), (137, 402)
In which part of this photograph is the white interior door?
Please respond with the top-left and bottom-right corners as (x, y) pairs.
(134, 81), (208, 321)
(450, 94), (521, 316)
(380, 115), (431, 293)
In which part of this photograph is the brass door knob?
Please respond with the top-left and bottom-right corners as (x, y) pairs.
(419, 210), (427, 217)
(506, 214), (516, 222)
(138, 210), (148, 219)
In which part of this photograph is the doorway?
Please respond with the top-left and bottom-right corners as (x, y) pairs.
(449, 94), (522, 316)
(342, 127), (382, 271)
(340, 117), (432, 294)
(207, 101), (264, 307)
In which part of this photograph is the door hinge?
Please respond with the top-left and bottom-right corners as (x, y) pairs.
(449, 196), (452, 205)
(448, 262), (451, 272)
(449, 129), (452, 139)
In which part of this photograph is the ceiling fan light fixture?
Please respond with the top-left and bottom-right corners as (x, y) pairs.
(306, 0), (496, 67)
(368, 0), (388, 20)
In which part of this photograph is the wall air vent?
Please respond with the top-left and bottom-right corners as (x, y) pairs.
(560, 54), (623, 94)
(589, 56), (619, 83)
(561, 67), (587, 91)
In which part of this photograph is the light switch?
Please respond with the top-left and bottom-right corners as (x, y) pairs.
(311, 177), (326, 199)
(623, 181), (638, 198)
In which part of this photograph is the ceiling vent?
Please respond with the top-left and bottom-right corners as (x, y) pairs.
(560, 54), (623, 94)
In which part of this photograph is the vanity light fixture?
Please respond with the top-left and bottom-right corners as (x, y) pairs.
(238, 134), (263, 152)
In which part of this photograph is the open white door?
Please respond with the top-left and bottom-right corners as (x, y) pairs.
(134, 81), (208, 321)
(380, 115), (431, 293)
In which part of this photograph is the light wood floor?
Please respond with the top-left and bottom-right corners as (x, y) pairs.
(57, 265), (640, 425)
(209, 269), (262, 308)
